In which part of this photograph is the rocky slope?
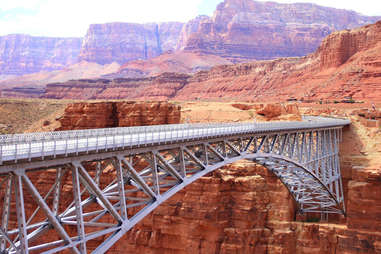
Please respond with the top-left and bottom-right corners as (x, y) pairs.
(177, 0), (380, 62)
(0, 61), (120, 96)
(0, 34), (82, 75)
(40, 20), (381, 102)
(78, 22), (184, 65)
(113, 51), (232, 78)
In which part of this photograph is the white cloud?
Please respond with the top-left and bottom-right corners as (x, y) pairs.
(0, 0), (380, 37)
(0, 0), (203, 37)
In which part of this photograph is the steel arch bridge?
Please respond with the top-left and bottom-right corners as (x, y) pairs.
(0, 116), (349, 254)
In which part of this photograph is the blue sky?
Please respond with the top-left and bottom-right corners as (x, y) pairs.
(0, 0), (380, 37)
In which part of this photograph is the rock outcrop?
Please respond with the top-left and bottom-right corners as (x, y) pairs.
(0, 34), (82, 75)
(78, 22), (184, 65)
(56, 101), (181, 130)
(177, 0), (380, 62)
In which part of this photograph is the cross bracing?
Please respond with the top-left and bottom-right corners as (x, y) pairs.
(0, 116), (350, 253)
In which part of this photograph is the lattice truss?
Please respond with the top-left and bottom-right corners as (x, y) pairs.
(0, 128), (345, 253)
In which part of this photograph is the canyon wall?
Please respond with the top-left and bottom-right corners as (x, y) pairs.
(177, 0), (380, 62)
(0, 34), (82, 75)
(78, 22), (184, 65)
(40, 20), (381, 102)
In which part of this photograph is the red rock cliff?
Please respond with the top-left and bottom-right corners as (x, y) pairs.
(56, 101), (181, 130)
(78, 22), (184, 65)
(177, 0), (380, 62)
(41, 20), (381, 103)
(0, 34), (82, 75)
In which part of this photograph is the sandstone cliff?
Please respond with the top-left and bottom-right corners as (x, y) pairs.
(0, 34), (82, 75)
(78, 22), (184, 65)
(56, 101), (181, 130)
(177, 0), (380, 62)
(40, 20), (381, 103)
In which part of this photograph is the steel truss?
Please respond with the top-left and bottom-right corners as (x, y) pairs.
(0, 123), (347, 253)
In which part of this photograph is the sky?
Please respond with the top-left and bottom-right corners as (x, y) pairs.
(0, 0), (380, 37)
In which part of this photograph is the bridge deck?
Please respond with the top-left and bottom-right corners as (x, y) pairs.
(0, 116), (349, 168)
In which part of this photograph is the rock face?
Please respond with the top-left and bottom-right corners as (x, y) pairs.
(0, 34), (82, 75)
(56, 101), (181, 130)
(40, 20), (381, 102)
(175, 20), (381, 102)
(78, 22), (184, 65)
(43, 72), (190, 100)
(177, 0), (380, 62)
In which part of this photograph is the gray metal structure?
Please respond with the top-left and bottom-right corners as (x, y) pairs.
(0, 116), (350, 253)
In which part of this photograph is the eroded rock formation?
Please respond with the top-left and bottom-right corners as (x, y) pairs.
(0, 34), (82, 75)
(78, 22), (184, 65)
(56, 101), (181, 130)
(40, 20), (381, 103)
(177, 0), (380, 62)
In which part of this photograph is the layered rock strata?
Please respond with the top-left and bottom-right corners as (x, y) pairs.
(0, 34), (82, 75)
(43, 73), (190, 100)
(41, 20), (381, 102)
(78, 22), (184, 64)
(56, 101), (181, 130)
(177, 0), (380, 62)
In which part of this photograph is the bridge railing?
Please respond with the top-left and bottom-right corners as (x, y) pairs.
(0, 117), (350, 165)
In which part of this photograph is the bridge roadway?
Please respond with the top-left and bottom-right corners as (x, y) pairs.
(0, 116), (350, 253)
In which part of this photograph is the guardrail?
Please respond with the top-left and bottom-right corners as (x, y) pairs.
(0, 116), (350, 165)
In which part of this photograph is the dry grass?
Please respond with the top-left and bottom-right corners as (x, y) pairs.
(0, 98), (71, 134)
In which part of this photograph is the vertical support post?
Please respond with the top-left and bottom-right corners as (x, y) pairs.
(72, 165), (87, 254)
(179, 147), (186, 178)
(151, 152), (160, 195)
(203, 143), (209, 165)
(298, 132), (305, 163)
(14, 174), (28, 254)
(95, 162), (101, 185)
(1, 176), (12, 251)
(221, 141), (227, 157)
(115, 157), (128, 220)
(315, 131), (320, 176)
(52, 168), (63, 215)
(307, 132), (313, 166)
(290, 133), (297, 159)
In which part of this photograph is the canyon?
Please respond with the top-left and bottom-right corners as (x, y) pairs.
(35, 20), (381, 102)
(1, 99), (379, 253)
